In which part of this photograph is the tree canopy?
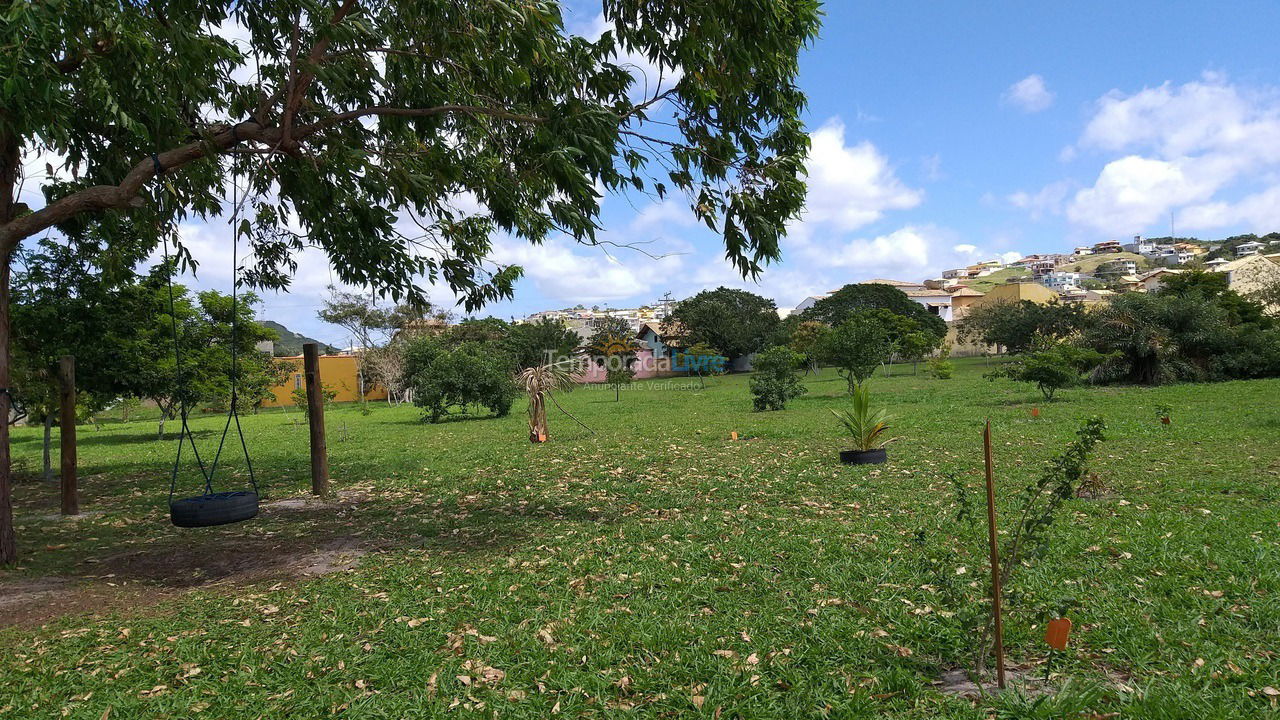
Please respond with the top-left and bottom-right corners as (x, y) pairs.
(0, 0), (820, 561)
(801, 283), (947, 340)
(667, 287), (780, 360)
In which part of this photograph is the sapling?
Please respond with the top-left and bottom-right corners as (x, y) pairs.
(921, 417), (1107, 681)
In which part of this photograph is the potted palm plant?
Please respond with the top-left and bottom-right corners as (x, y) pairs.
(832, 384), (895, 464)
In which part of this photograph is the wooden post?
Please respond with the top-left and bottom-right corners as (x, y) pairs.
(983, 419), (1006, 689)
(303, 343), (329, 497)
(58, 355), (78, 515)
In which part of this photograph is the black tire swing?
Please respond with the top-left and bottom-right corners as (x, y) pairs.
(160, 160), (260, 528)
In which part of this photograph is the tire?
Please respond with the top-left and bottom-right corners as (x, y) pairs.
(170, 490), (259, 528)
(839, 449), (887, 465)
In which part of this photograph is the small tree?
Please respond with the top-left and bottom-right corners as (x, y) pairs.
(927, 344), (955, 380)
(788, 320), (829, 374)
(989, 342), (1109, 401)
(605, 365), (635, 402)
(821, 314), (892, 394)
(749, 346), (807, 411)
(676, 342), (726, 388)
(516, 362), (578, 441)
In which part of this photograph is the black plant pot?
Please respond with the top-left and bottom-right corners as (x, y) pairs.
(840, 448), (887, 465)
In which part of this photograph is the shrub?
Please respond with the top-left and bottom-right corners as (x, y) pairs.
(988, 342), (1109, 401)
(405, 337), (517, 423)
(749, 346), (807, 411)
(927, 344), (954, 379)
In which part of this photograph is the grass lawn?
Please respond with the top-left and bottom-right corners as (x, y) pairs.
(2, 357), (1278, 718)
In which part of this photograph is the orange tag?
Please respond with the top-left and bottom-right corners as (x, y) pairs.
(730, 431), (739, 441)
(1044, 617), (1072, 651)
(1031, 407), (1040, 418)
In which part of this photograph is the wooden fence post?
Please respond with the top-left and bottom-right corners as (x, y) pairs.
(983, 419), (1006, 689)
(58, 355), (78, 515)
(303, 343), (329, 497)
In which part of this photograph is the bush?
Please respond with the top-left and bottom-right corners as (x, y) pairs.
(989, 342), (1109, 401)
(405, 338), (517, 423)
(927, 344), (954, 379)
(749, 346), (807, 411)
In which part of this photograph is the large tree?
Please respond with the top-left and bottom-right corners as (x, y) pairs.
(801, 283), (947, 340)
(0, 1), (820, 561)
(667, 287), (780, 361)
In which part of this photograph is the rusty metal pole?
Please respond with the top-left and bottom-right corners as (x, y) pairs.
(983, 419), (1006, 689)
(303, 343), (329, 497)
(58, 355), (78, 515)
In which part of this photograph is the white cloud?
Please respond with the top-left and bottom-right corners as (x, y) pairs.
(1002, 74), (1055, 113)
(490, 236), (667, 304)
(1065, 74), (1280, 234)
(1008, 180), (1072, 220)
(796, 118), (922, 234)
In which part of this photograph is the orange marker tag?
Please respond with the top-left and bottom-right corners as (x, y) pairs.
(1044, 617), (1072, 651)
(1031, 407), (1041, 418)
(730, 431), (739, 441)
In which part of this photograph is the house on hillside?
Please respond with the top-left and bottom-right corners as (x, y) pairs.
(1124, 236), (1157, 255)
(1137, 268), (1183, 293)
(1093, 239), (1124, 254)
(1096, 258), (1138, 277)
(1213, 254), (1280, 308)
(1039, 271), (1082, 291)
(1236, 241), (1264, 257)
(969, 282), (1060, 309)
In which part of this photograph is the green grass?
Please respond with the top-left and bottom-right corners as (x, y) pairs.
(2, 358), (1279, 719)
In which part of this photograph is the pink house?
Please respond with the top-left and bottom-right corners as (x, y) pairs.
(575, 347), (663, 383)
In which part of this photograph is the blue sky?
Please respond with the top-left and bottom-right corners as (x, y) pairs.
(37, 1), (1280, 344)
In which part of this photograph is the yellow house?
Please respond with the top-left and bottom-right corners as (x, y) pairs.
(969, 281), (1059, 308)
(261, 354), (387, 407)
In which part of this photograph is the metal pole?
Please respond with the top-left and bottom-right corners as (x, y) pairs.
(58, 355), (78, 515)
(983, 419), (1006, 689)
(303, 343), (330, 497)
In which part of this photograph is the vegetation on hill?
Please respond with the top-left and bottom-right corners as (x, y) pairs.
(261, 321), (336, 356)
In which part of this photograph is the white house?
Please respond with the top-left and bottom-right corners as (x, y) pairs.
(902, 288), (953, 321)
(1236, 241), (1264, 257)
(1039, 271), (1082, 291)
(1124, 236), (1157, 255)
(1097, 258), (1138, 276)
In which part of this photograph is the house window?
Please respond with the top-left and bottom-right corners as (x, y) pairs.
(294, 373), (303, 390)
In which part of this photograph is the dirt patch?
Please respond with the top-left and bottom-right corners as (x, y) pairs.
(0, 577), (168, 629)
(0, 536), (368, 629)
(934, 666), (1052, 698)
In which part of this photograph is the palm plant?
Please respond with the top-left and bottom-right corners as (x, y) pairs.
(515, 361), (580, 442)
(831, 383), (896, 451)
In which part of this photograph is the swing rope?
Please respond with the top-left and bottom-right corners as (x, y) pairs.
(163, 163), (258, 504)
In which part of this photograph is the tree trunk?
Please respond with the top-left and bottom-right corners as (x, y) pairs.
(0, 260), (17, 563)
(59, 356), (77, 515)
(42, 414), (53, 483)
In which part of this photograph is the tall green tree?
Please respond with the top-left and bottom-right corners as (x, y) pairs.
(0, 1), (821, 560)
(668, 287), (780, 361)
(801, 283), (947, 341)
(820, 314), (892, 394)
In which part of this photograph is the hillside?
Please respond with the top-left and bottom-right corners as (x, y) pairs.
(1059, 251), (1151, 274)
(261, 321), (337, 356)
